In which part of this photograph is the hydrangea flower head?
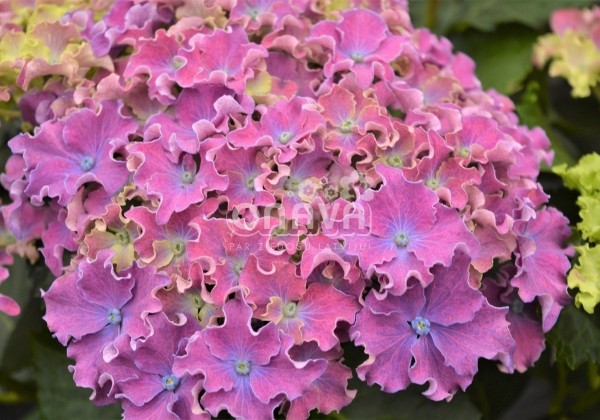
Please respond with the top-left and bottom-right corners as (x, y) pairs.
(0, 0), (575, 417)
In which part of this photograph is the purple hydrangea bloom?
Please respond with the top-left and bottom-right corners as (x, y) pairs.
(129, 137), (227, 225)
(10, 101), (137, 206)
(43, 252), (170, 394)
(309, 9), (404, 88)
(342, 164), (478, 295)
(173, 298), (326, 418)
(351, 251), (515, 400)
(241, 258), (361, 350)
(104, 313), (206, 419)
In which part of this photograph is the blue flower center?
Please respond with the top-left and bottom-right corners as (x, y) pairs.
(394, 233), (409, 248)
(161, 374), (180, 391)
(80, 156), (95, 171)
(282, 301), (297, 318)
(279, 131), (293, 144)
(235, 360), (251, 376)
(350, 52), (364, 63)
(411, 316), (431, 336)
(107, 308), (122, 325)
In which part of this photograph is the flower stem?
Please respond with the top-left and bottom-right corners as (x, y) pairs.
(425, 0), (440, 30)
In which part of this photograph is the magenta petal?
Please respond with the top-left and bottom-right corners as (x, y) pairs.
(122, 391), (179, 420)
(296, 283), (360, 351)
(430, 302), (514, 376)
(248, 334), (326, 403)
(173, 332), (237, 394)
(204, 299), (281, 365)
(422, 252), (483, 326)
(201, 381), (282, 419)
(118, 370), (166, 407)
(43, 270), (111, 345)
(287, 360), (356, 418)
(0, 294), (20, 316)
(67, 326), (120, 392)
(351, 309), (416, 392)
(409, 335), (472, 401)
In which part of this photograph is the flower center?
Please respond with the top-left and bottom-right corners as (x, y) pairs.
(107, 308), (122, 325)
(181, 171), (194, 185)
(172, 240), (186, 257)
(411, 316), (431, 336)
(386, 154), (403, 168)
(282, 301), (297, 318)
(235, 360), (251, 376)
(161, 374), (180, 391)
(115, 229), (130, 245)
(339, 119), (355, 133)
(80, 156), (95, 171)
(284, 177), (300, 192)
(459, 147), (470, 158)
(245, 175), (256, 190)
(510, 297), (525, 314)
(425, 178), (440, 189)
(350, 52), (364, 63)
(171, 58), (185, 70)
(393, 233), (409, 248)
(279, 131), (293, 144)
(232, 260), (245, 276)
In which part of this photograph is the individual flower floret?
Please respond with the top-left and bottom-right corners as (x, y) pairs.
(534, 7), (600, 97)
(43, 252), (170, 394)
(240, 258), (361, 350)
(228, 96), (325, 163)
(104, 313), (206, 419)
(513, 208), (573, 331)
(173, 297), (326, 418)
(84, 203), (139, 272)
(341, 164), (478, 295)
(309, 9), (404, 88)
(351, 251), (515, 400)
(129, 138), (227, 225)
(175, 26), (268, 94)
(145, 84), (252, 154)
(10, 101), (137, 206)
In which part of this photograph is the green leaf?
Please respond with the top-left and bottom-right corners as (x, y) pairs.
(409, 0), (597, 34)
(0, 256), (33, 363)
(569, 244), (600, 314)
(547, 305), (600, 370)
(449, 24), (537, 95)
(32, 338), (121, 420)
(339, 379), (480, 419)
(554, 153), (600, 194)
(517, 81), (578, 167)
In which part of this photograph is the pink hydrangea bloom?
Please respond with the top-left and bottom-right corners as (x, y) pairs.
(0, 0), (575, 417)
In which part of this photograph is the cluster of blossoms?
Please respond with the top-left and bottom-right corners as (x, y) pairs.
(555, 154), (600, 314)
(534, 6), (600, 98)
(0, 0), (574, 418)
